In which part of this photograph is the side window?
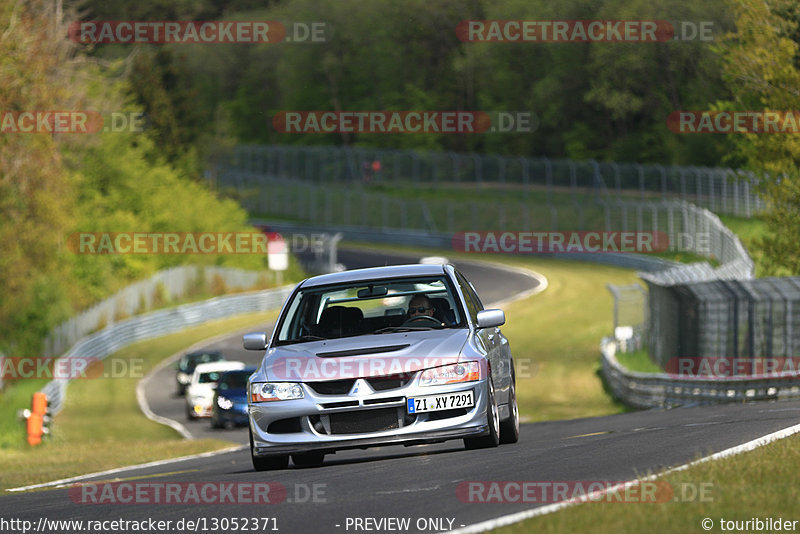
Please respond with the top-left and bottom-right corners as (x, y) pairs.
(466, 281), (485, 312)
(455, 272), (480, 323)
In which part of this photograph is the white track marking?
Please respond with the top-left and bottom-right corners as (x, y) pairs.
(5, 445), (245, 493)
(445, 421), (800, 534)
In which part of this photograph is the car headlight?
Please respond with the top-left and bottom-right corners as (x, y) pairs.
(251, 382), (304, 402)
(419, 361), (480, 386)
(216, 396), (234, 410)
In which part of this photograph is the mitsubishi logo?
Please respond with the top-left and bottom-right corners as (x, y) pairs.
(350, 378), (371, 396)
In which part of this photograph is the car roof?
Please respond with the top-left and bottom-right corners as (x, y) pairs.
(300, 263), (449, 288)
(193, 361), (246, 374)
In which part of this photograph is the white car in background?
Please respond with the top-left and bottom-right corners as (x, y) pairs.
(186, 361), (246, 419)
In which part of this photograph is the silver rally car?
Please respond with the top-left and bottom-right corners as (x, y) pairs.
(244, 263), (519, 470)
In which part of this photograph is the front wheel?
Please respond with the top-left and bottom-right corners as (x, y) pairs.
(499, 369), (520, 444)
(464, 378), (500, 450)
(250, 427), (289, 471)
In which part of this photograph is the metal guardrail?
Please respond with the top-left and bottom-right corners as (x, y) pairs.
(39, 286), (293, 415)
(44, 265), (277, 358)
(601, 338), (800, 409)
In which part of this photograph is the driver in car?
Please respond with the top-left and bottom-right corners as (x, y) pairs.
(407, 295), (436, 320)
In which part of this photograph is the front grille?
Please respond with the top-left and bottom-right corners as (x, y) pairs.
(320, 408), (400, 435)
(329, 408), (398, 434)
(309, 409), (417, 435)
(307, 379), (355, 395)
(366, 375), (414, 391)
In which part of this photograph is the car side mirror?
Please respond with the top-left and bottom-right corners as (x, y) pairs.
(476, 309), (505, 328)
(243, 332), (268, 350)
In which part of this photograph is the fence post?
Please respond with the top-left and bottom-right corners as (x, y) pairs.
(447, 201), (455, 233)
(636, 163), (645, 202)
(522, 203), (530, 231)
(399, 199), (408, 230)
(658, 165), (667, 201)
(520, 157), (530, 195)
(545, 158), (553, 206)
(361, 192), (368, 227)
(569, 160), (577, 204)
(744, 178), (752, 217)
(473, 154), (483, 184)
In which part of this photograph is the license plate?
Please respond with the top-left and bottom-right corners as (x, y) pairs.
(407, 391), (474, 413)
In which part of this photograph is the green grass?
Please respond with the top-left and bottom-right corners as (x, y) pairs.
(495, 433), (800, 534)
(719, 214), (776, 277)
(0, 310), (276, 492)
(614, 349), (664, 374)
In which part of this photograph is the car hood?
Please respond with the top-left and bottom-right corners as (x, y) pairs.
(263, 329), (470, 382)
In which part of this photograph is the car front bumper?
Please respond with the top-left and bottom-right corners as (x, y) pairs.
(249, 379), (489, 456)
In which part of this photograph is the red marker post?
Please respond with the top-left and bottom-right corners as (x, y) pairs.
(267, 233), (288, 285)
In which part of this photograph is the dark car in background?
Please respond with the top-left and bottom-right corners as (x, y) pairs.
(175, 350), (225, 394)
(211, 367), (257, 428)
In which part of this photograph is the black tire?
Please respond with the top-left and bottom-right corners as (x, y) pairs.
(499, 369), (520, 444)
(291, 452), (325, 467)
(186, 405), (196, 420)
(210, 414), (222, 429)
(250, 428), (289, 471)
(464, 378), (500, 450)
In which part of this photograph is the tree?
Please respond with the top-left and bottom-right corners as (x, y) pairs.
(717, 0), (800, 275)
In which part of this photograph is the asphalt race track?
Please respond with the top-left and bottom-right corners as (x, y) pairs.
(3, 249), (800, 533)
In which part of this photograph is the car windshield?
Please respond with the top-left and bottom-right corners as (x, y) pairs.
(275, 276), (465, 345)
(180, 352), (223, 371)
(198, 371), (223, 384)
(218, 370), (253, 390)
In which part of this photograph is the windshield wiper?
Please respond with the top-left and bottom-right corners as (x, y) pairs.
(373, 326), (434, 334)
